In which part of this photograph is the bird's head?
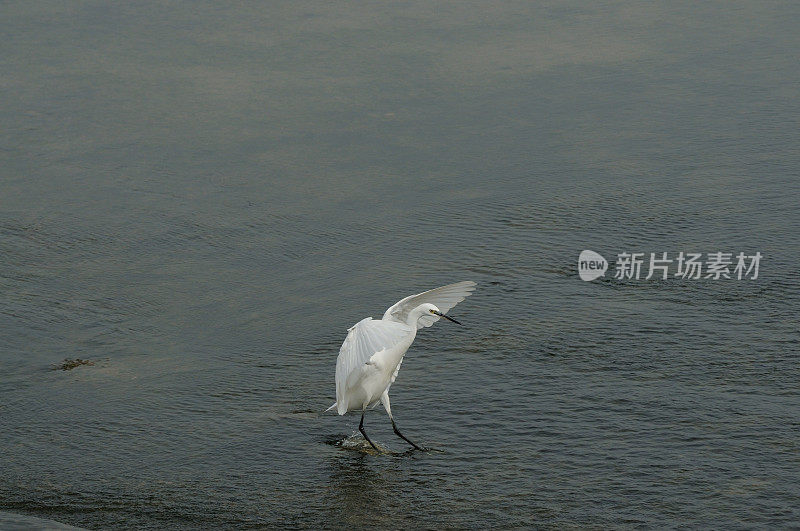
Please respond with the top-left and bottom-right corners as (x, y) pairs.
(417, 303), (461, 325)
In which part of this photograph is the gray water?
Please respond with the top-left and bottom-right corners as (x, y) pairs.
(2, 2), (799, 529)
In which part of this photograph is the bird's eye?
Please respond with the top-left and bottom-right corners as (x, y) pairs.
(429, 309), (435, 313)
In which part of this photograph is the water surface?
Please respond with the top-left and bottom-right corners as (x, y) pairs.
(1, 1), (799, 528)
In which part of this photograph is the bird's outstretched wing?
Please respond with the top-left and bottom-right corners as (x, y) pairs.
(382, 281), (477, 329)
(335, 317), (413, 415)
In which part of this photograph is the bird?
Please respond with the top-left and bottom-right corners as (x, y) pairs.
(326, 280), (476, 451)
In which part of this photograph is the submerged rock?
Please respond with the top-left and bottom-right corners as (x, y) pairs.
(52, 358), (94, 371)
(0, 511), (85, 530)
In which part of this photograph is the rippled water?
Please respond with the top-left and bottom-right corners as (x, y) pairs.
(2, 2), (799, 529)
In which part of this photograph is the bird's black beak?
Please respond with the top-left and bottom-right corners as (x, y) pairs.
(433, 310), (461, 325)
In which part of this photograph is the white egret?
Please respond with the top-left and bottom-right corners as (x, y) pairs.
(326, 281), (476, 451)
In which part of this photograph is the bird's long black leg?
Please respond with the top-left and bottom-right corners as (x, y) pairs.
(391, 418), (426, 451)
(359, 410), (379, 451)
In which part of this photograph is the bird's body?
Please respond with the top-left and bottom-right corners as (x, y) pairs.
(327, 281), (476, 451)
(333, 317), (415, 414)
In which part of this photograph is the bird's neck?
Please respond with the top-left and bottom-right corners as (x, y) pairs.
(404, 305), (427, 328)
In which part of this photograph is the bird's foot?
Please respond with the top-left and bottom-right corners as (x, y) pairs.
(417, 445), (446, 453)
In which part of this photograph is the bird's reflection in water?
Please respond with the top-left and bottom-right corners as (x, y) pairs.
(323, 449), (423, 527)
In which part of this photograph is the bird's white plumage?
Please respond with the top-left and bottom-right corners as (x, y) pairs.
(329, 281), (477, 423)
(335, 317), (413, 415)
(383, 280), (477, 329)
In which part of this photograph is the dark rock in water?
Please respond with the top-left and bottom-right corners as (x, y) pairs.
(52, 358), (94, 371)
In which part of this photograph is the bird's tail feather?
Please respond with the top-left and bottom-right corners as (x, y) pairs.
(324, 402), (337, 413)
